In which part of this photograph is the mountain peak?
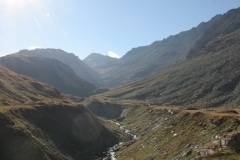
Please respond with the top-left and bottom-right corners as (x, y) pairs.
(17, 48), (104, 86)
(84, 52), (119, 70)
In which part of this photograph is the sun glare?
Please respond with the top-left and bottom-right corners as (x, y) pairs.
(8, 0), (25, 8)
(0, 0), (31, 11)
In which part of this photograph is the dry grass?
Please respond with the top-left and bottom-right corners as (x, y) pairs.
(113, 105), (240, 160)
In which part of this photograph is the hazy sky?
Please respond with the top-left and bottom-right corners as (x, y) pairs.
(0, 0), (239, 59)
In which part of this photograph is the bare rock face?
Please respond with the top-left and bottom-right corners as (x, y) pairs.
(182, 149), (192, 157)
(198, 148), (215, 157)
(220, 132), (240, 152)
(197, 131), (240, 159)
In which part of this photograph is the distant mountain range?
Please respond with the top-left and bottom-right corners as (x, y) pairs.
(18, 49), (104, 86)
(84, 53), (118, 69)
(84, 14), (222, 87)
(100, 7), (240, 108)
(0, 52), (105, 97)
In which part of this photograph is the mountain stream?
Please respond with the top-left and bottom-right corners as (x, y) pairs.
(103, 121), (137, 160)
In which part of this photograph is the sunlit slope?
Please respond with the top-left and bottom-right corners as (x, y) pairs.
(84, 13), (221, 88)
(102, 31), (240, 107)
(101, 8), (240, 108)
(115, 106), (240, 160)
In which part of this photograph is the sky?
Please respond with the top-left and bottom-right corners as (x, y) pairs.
(0, 0), (240, 60)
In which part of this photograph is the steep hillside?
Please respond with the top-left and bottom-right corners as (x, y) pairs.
(0, 54), (103, 97)
(0, 65), (66, 105)
(99, 8), (240, 108)
(0, 104), (118, 160)
(188, 7), (240, 58)
(0, 65), (118, 160)
(85, 14), (221, 88)
(17, 49), (104, 86)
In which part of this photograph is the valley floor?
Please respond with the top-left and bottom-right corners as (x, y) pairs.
(104, 105), (240, 160)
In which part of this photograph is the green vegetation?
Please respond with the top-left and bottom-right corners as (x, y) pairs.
(114, 106), (240, 160)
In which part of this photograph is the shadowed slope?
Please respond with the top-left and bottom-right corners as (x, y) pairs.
(18, 48), (104, 86)
(0, 54), (101, 97)
(0, 65), (118, 160)
(0, 65), (66, 105)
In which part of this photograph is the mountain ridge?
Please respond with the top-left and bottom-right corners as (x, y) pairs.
(97, 7), (240, 108)
(18, 48), (104, 86)
(84, 13), (223, 88)
(0, 53), (102, 97)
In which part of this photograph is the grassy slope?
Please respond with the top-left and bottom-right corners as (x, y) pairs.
(115, 106), (240, 160)
(0, 104), (118, 160)
(100, 27), (240, 108)
(85, 96), (240, 159)
(0, 54), (99, 97)
(0, 65), (67, 106)
(0, 65), (118, 160)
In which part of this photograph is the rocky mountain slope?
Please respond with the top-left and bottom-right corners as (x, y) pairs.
(0, 54), (103, 97)
(18, 49), (104, 86)
(0, 65), (118, 160)
(116, 105), (240, 160)
(84, 14), (221, 88)
(98, 7), (240, 108)
(188, 7), (240, 58)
